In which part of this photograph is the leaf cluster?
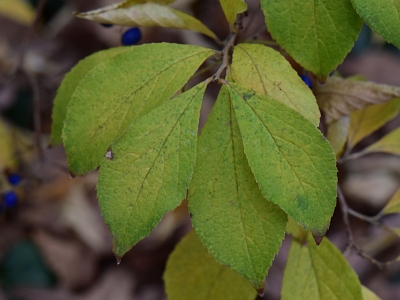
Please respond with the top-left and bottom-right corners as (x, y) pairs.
(50, 0), (400, 299)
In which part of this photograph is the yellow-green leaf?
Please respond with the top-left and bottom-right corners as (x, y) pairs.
(0, 0), (35, 25)
(98, 82), (206, 257)
(362, 286), (381, 300)
(327, 116), (350, 159)
(50, 47), (129, 146)
(189, 85), (287, 290)
(362, 127), (400, 157)
(282, 235), (363, 300)
(63, 43), (214, 175)
(260, 0), (362, 80)
(316, 76), (400, 123)
(381, 188), (400, 215)
(227, 82), (337, 239)
(219, 0), (247, 24)
(74, 1), (217, 40)
(164, 231), (257, 300)
(286, 216), (307, 244)
(0, 119), (14, 170)
(348, 98), (400, 149)
(351, 0), (400, 50)
(231, 43), (320, 126)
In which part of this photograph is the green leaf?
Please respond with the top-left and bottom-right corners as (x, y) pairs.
(63, 43), (214, 175)
(260, 0), (362, 80)
(98, 82), (206, 257)
(219, 0), (247, 24)
(228, 82), (337, 239)
(351, 0), (400, 49)
(327, 116), (350, 159)
(74, 1), (217, 40)
(316, 76), (400, 124)
(356, 124), (400, 157)
(231, 43), (320, 126)
(349, 98), (400, 149)
(282, 235), (363, 300)
(381, 189), (400, 215)
(188, 85), (287, 290)
(50, 47), (129, 146)
(362, 286), (381, 300)
(0, 118), (14, 170)
(164, 230), (257, 300)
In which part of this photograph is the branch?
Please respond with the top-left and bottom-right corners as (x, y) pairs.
(338, 186), (399, 269)
(213, 14), (245, 83)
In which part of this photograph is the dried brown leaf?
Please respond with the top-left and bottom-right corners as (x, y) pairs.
(315, 76), (400, 123)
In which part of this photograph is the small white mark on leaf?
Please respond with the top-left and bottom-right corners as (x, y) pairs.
(105, 148), (114, 160)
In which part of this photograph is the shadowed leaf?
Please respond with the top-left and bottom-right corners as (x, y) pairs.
(316, 76), (400, 123)
(219, 0), (247, 24)
(348, 98), (400, 149)
(381, 188), (400, 215)
(164, 231), (257, 300)
(75, 1), (217, 39)
(362, 128), (400, 157)
(282, 235), (363, 300)
(327, 116), (350, 159)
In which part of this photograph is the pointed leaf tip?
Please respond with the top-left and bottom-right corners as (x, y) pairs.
(257, 284), (265, 297)
(313, 234), (324, 246)
(115, 255), (122, 265)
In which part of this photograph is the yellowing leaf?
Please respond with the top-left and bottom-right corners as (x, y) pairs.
(315, 76), (400, 123)
(286, 216), (307, 244)
(282, 235), (363, 300)
(362, 286), (381, 300)
(219, 0), (247, 24)
(348, 98), (400, 149)
(51, 47), (129, 146)
(327, 116), (350, 159)
(363, 128), (400, 157)
(351, 0), (400, 50)
(164, 231), (257, 300)
(260, 0), (362, 80)
(228, 82), (337, 239)
(189, 85), (287, 290)
(0, 0), (35, 25)
(63, 43), (214, 175)
(381, 189), (400, 215)
(0, 118), (14, 170)
(75, 1), (217, 40)
(231, 43), (320, 126)
(98, 82), (206, 257)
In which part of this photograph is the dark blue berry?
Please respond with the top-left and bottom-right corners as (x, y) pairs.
(101, 23), (113, 28)
(3, 191), (18, 208)
(8, 174), (22, 186)
(121, 27), (141, 46)
(300, 74), (312, 89)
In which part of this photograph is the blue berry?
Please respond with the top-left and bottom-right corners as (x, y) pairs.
(300, 74), (312, 89)
(8, 174), (22, 186)
(121, 28), (141, 45)
(3, 191), (18, 208)
(101, 23), (113, 28)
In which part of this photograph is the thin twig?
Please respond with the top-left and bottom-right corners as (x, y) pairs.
(338, 186), (399, 269)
